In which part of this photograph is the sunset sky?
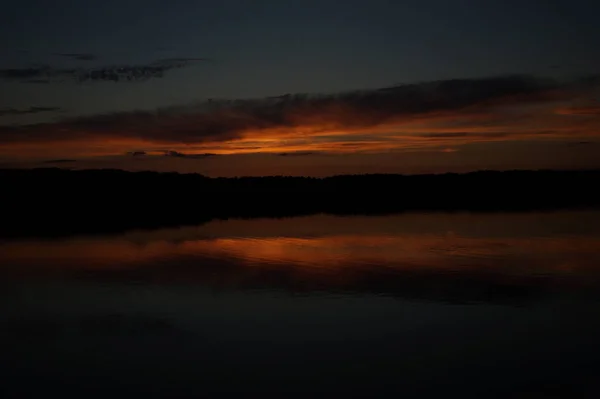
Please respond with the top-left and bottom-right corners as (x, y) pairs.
(1, 0), (599, 176)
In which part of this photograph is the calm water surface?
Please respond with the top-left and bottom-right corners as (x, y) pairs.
(2, 211), (600, 398)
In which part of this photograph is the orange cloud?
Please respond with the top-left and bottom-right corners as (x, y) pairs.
(555, 106), (600, 115)
(0, 74), (599, 160)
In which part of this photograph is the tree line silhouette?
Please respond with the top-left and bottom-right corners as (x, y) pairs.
(2, 168), (599, 238)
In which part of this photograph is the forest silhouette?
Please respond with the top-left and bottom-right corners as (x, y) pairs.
(2, 168), (600, 238)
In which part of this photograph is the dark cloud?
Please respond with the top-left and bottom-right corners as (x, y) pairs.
(42, 159), (77, 164)
(420, 132), (473, 138)
(164, 151), (219, 159)
(277, 151), (318, 156)
(54, 53), (98, 61)
(224, 146), (263, 151)
(0, 106), (62, 117)
(151, 57), (211, 65)
(0, 74), (596, 146)
(0, 58), (209, 83)
(421, 132), (511, 139)
(336, 142), (372, 148)
(565, 141), (595, 146)
(164, 151), (186, 157)
(126, 151), (147, 156)
(24, 79), (51, 84)
(576, 75), (600, 87)
(0, 67), (54, 80)
(556, 106), (600, 115)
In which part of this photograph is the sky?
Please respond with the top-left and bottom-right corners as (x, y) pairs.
(1, 0), (599, 176)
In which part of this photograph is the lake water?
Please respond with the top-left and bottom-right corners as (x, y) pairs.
(2, 211), (600, 398)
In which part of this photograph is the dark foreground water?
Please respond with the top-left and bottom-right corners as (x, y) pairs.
(2, 211), (600, 398)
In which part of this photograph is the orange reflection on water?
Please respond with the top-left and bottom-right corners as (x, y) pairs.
(179, 234), (600, 276)
(2, 232), (600, 280)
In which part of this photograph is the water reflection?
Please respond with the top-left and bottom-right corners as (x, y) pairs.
(2, 211), (600, 304)
(2, 211), (600, 398)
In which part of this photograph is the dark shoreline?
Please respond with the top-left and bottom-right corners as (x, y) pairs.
(2, 168), (600, 239)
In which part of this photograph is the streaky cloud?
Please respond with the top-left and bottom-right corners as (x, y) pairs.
(164, 150), (219, 159)
(0, 57), (209, 83)
(42, 159), (77, 164)
(53, 53), (98, 61)
(23, 79), (51, 84)
(277, 151), (318, 156)
(0, 106), (62, 117)
(0, 74), (598, 158)
(556, 106), (600, 115)
(420, 132), (511, 139)
(151, 57), (212, 65)
(565, 141), (595, 146)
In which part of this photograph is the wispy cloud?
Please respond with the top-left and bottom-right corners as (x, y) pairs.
(0, 74), (598, 159)
(0, 106), (62, 117)
(277, 151), (318, 156)
(22, 79), (52, 84)
(565, 141), (596, 146)
(53, 53), (98, 61)
(163, 150), (219, 159)
(555, 106), (600, 115)
(42, 159), (77, 164)
(0, 57), (210, 83)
